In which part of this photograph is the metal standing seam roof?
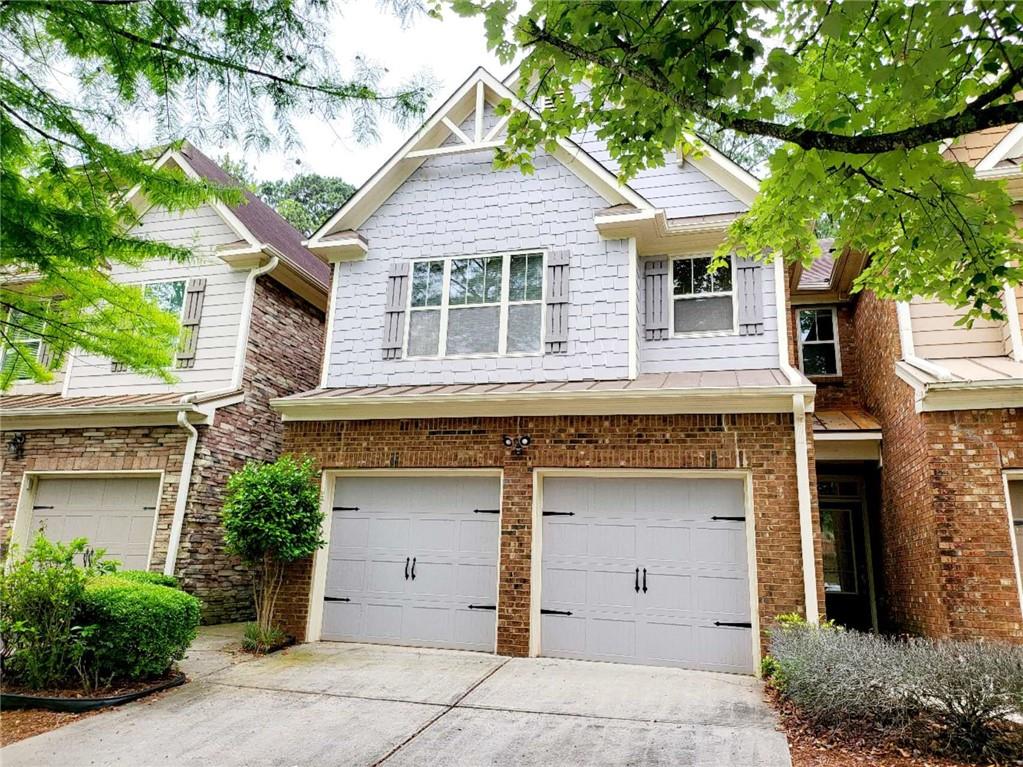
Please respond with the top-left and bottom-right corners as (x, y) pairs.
(276, 369), (798, 403)
(811, 408), (882, 433)
(0, 392), (194, 412)
(908, 356), (1023, 385)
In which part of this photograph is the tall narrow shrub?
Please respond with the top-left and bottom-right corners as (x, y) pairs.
(222, 456), (323, 645)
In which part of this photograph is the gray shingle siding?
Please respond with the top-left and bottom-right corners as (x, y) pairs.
(325, 148), (632, 387)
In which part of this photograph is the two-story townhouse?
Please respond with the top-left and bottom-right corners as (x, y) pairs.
(0, 143), (328, 622)
(269, 68), (823, 675)
(786, 123), (1023, 641)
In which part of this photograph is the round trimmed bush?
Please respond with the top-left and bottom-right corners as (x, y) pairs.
(82, 576), (201, 681)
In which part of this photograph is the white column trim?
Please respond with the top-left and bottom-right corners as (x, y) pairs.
(792, 393), (820, 623)
(628, 237), (638, 379)
(1003, 283), (1023, 362)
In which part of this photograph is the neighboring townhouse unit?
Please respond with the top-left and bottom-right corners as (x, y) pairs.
(0, 143), (327, 622)
(269, 68), (824, 675)
(788, 122), (1023, 641)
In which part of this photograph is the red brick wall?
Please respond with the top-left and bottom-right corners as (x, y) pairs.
(277, 413), (822, 656)
(0, 426), (188, 564)
(174, 276), (325, 622)
(854, 290), (1023, 640)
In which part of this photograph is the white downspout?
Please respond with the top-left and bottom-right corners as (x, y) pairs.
(775, 255), (820, 622)
(162, 254), (278, 577)
(165, 404), (199, 577)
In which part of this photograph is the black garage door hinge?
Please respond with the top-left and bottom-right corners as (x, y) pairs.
(1014, 520), (1023, 527)
(713, 621), (752, 628)
(32, 505), (54, 510)
(540, 609), (573, 616)
(542, 511), (575, 517)
(323, 596), (351, 603)
(467, 604), (496, 611)
(473, 509), (500, 514)
(711, 516), (745, 522)
(333, 506), (360, 512)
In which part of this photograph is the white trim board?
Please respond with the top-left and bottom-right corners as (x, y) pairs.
(975, 124), (1023, 172)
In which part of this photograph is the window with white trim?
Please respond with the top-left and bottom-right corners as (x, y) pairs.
(406, 252), (544, 357)
(144, 280), (186, 318)
(798, 307), (841, 376)
(1, 308), (45, 381)
(671, 255), (734, 334)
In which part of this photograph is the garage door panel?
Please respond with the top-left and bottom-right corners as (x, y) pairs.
(692, 526), (746, 564)
(588, 522), (637, 558)
(457, 519), (498, 552)
(364, 603), (404, 641)
(453, 608), (496, 648)
(638, 620), (694, 665)
(365, 557), (410, 596)
(639, 524), (692, 562)
(331, 516), (369, 550)
(412, 518), (458, 551)
(367, 517), (410, 549)
(540, 476), (754, 674)
(454, 563), (498, 600)
(642, 572), (692, 611)
(694, 575), (749, 617)
(321, 601), (363, 639)
(329, 558), (367, 592)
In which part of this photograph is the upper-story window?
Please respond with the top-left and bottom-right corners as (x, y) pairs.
(672, 255), (735, 334)
(407, 252), (544, 358)
(145, 280), (186, 318)
(1, 309), (45, 380)
(798, 307), (841, 376)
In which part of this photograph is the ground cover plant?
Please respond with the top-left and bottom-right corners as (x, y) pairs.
(764, 615), (1023, 763)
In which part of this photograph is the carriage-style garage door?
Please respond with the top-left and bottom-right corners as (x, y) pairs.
(321, 476), (501, 652)
(539, 476), (755, 674)
(28, 476), (162, 570)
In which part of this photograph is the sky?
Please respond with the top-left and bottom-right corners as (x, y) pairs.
(220, 3), (513, 186)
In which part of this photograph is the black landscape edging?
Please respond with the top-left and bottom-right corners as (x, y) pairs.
(1, 672), (186, 713)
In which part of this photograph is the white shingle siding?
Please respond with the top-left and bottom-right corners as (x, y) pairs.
(64, 205), (249, 396)
(325, 149), (632, 387)
(637, 257), (780, 373)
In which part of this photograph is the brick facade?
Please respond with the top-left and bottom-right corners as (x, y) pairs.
(1, 276), (324, 625)
(276, 413), (823, 656)
(854, 290), (1023, 641)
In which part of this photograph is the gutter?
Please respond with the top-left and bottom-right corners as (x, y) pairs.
(775, 255), (820, 623)
(163, 255), (279, 578)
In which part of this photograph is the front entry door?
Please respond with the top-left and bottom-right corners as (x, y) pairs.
(819, 477), (875, 631)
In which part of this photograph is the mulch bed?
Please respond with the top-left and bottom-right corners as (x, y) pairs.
(768, 688), (1018, 767)
(2, 671), (181, 700)
(0, 708), (96, 746)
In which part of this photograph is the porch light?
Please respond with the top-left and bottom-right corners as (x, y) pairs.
(502, 434), (532, 455)
(6, 432), (25, 459)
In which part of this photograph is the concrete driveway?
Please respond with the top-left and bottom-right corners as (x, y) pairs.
(2, 625), (791, 767)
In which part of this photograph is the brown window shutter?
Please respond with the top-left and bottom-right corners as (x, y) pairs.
(544, 250), (570, 354)
(175, 277), (207, 369)
(382, 262), (410, 360)
(643, 259), (670, 341)
(735, 257), (764, 336)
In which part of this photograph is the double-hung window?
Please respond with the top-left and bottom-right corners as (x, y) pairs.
(672, 255), (734, 334)
(406, 252), (544, 357)
(1, 308), (45, 380)
(798, 307), (841, 376)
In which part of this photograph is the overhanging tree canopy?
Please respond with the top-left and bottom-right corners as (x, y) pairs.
(454, 0), (1023, 321)
(0, 0), (428, 387)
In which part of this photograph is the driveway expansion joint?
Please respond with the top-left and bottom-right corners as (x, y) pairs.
(371, 657), (511, 766)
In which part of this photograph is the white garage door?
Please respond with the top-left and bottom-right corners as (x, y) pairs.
(540, 477), (754, 673)
(28, 476), (161, 570)
(322, 476), (501, 652)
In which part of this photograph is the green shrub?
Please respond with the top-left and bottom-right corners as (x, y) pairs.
(768, 619), (1023, 761)
(80, 576), (201, 685)
(223, 455), (323, 647)
(0, 535), (113, 690)
(242, 621), (288, 654)
(112, 570), (180, 589)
